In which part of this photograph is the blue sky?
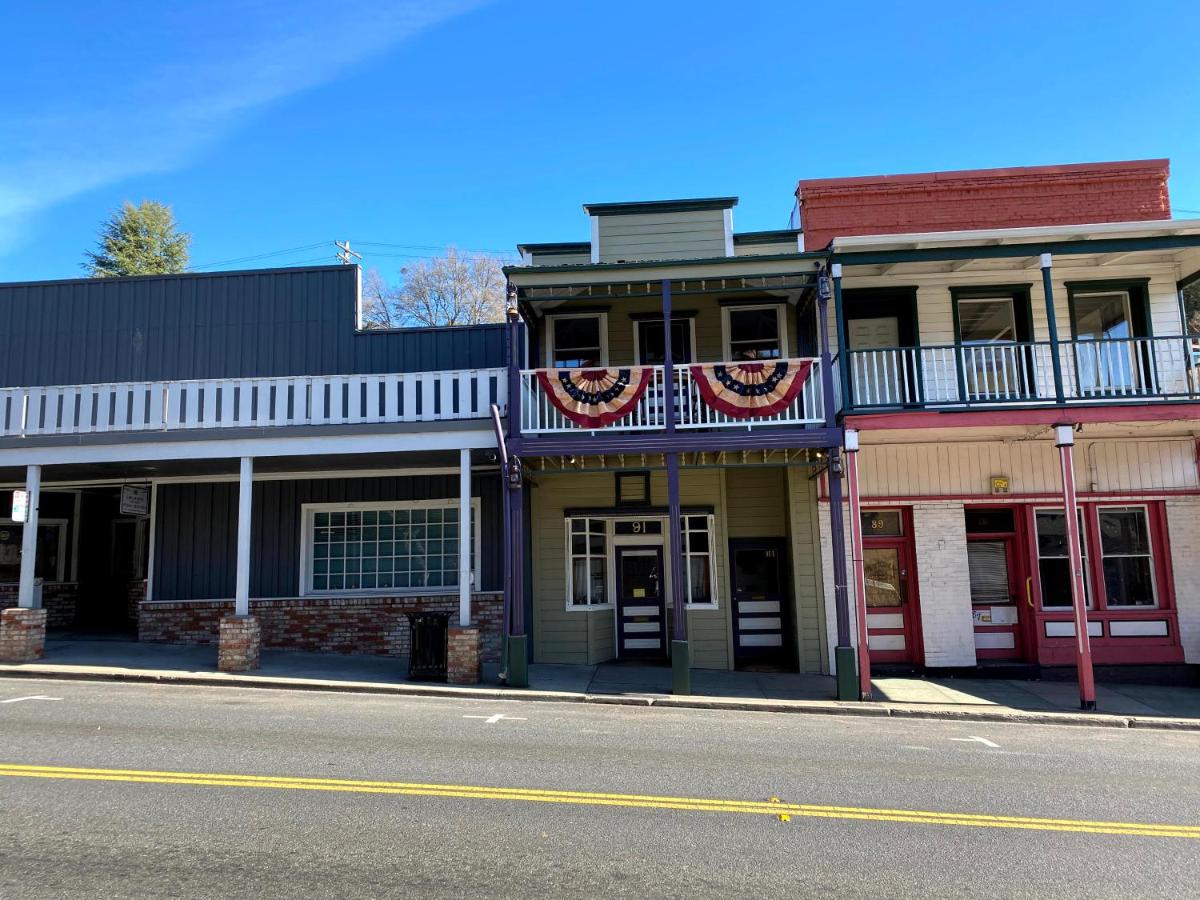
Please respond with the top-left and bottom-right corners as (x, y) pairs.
(2, 0), (1198, 282)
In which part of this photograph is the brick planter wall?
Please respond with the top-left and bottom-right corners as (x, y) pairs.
(0, 607), (48, 662)
(0, 583), (80, 629)
(138, 592), (504, 661)
(218, 615), (261, 672)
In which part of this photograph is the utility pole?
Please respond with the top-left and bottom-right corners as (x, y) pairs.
(335, 240), (362, 265)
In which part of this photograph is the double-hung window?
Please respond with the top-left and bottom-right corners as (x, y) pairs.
(1034, 509), (1089, 609)
(305, 501), (478, 595)
(1034, 505), (1159, 611)
(549, 314), (606, 368)
(567, 518), (609, 607)
(725, 305), (785, 361)
(682, 515), (715, 605)
(1097, 506), (1156, 607)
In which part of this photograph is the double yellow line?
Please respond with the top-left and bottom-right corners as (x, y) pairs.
(1, 762), (1196, 839)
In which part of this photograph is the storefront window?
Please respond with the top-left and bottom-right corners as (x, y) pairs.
(1098, 507), (1156, 607)
(307, 502), (476, 593)
(568, 518), (608, 606)
(0, 522), (67, 584)
(1035, 510), (1088, 609)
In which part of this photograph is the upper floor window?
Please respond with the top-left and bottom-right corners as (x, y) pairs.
(636, 319), (694, 365)
(724, 304), (786, 361)
(548, 314), (606, 368)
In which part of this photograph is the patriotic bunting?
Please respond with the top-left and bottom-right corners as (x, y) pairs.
(688, 359), (813, 419)
(537, 367), (653, 428)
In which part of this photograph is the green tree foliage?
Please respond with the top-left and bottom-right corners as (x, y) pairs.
(83, 200), (191, 277)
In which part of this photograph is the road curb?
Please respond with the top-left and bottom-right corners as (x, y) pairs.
(2, 665), (1197, 731)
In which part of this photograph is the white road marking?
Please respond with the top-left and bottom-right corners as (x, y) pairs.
(951, 736), (1000, 749)
(0, 695), (62, 704)
(463, 713), (526, 725)
(900, 745), (932, 751)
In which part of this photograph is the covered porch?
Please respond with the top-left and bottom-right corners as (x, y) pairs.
(0, 430), (504, 685)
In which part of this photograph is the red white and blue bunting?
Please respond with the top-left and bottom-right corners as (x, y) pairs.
(537, 367), (653, 428)
(688, 359), (813, 419)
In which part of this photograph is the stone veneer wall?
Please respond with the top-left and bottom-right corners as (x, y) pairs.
(0, 583), (81, 629)
(138, 593), (504, 662)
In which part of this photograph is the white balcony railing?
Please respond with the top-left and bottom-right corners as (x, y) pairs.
(846, 337), (1200, 409)
(520, 358), (825, 434)
(0, 368), (508, 438)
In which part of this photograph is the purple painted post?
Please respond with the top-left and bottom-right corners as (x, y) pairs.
(662, 278), (689, 692)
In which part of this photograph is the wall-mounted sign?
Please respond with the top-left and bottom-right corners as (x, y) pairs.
(10, 490), (28, 523)
(990, 475), (1011, 495)
(120, 484), (151, 517)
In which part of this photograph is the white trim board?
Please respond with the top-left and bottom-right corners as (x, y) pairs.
(0, 428), (498, 468)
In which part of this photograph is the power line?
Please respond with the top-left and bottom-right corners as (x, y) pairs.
(189, 241), (332, 271)
(351, 239), (512, 255)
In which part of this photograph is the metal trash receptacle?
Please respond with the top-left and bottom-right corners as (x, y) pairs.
(407, 612), (449, 681)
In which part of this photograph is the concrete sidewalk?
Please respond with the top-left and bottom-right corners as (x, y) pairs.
(2, 639), (1198, 729)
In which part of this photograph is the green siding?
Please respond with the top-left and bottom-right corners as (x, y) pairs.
(597, 209), (727, 263)
(786, 468), (827, 673)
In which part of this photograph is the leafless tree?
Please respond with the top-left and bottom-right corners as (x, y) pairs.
(359, 248), (508, 329)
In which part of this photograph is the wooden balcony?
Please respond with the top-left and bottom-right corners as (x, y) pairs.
(845, 337), (1200, 410)
(518, 357), (826, 435)
(0, 369), (508, 438)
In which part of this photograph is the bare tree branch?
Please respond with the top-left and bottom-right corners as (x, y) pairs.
(358, 248), (509, 329)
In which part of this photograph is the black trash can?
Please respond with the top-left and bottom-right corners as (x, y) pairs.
(407, 612), (449, 681)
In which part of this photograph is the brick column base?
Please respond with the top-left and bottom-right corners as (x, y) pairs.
(218, 615), (261, 672)
(447, 625), (481, 684)
(0, 607), (48, 662)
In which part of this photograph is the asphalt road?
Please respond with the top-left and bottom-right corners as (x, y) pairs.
(1, 677), (1197, 899)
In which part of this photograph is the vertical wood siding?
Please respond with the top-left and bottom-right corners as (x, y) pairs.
(855, 439), (1197, 498)
(153, 474), (502, 602)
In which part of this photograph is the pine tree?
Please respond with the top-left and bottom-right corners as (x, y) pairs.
(83, 200), (191, 277)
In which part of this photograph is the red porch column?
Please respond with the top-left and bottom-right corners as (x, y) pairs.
(1055, 424), (1097, 710)
(844, 429), (872, 700)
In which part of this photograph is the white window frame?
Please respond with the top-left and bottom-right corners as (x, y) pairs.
(631, 317), (698, 366)
(1033, 506), (1090, 610)
(299, 499), (481, 597)
(564, 514), (718, 612)
(565, 517), (613, 610)
(1095, 504), (1158, 610)
(545, 312), (609, 368)
(0, 517), (69, 584)
(721, 303), (789, 361)
(681, 513), (718, 609)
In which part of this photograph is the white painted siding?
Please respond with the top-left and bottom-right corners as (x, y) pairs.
(1165, 498), (1200, 664)
(911, 502), (976, 667)
(854, 439), (1197, 499)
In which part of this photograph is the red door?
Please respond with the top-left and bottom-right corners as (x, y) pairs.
(861, 509), (922, 665)
(964, 507), (1028, 661)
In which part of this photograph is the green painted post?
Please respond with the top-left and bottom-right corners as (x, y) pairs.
(1041, 253), (1067, 404)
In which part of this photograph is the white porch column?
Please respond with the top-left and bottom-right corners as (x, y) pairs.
(458, 448), (471, 626)
(17, 465), (41, 609)
(234, 456), (253, 616)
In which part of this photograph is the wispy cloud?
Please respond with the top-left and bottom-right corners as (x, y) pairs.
(0, 1), (486, 253)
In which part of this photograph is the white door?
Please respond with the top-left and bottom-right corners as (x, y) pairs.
(848, 317), (903, 405)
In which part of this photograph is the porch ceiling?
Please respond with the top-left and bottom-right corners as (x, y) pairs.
(846, 415), (1200, 447)
(831, 219), (1200, 282)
